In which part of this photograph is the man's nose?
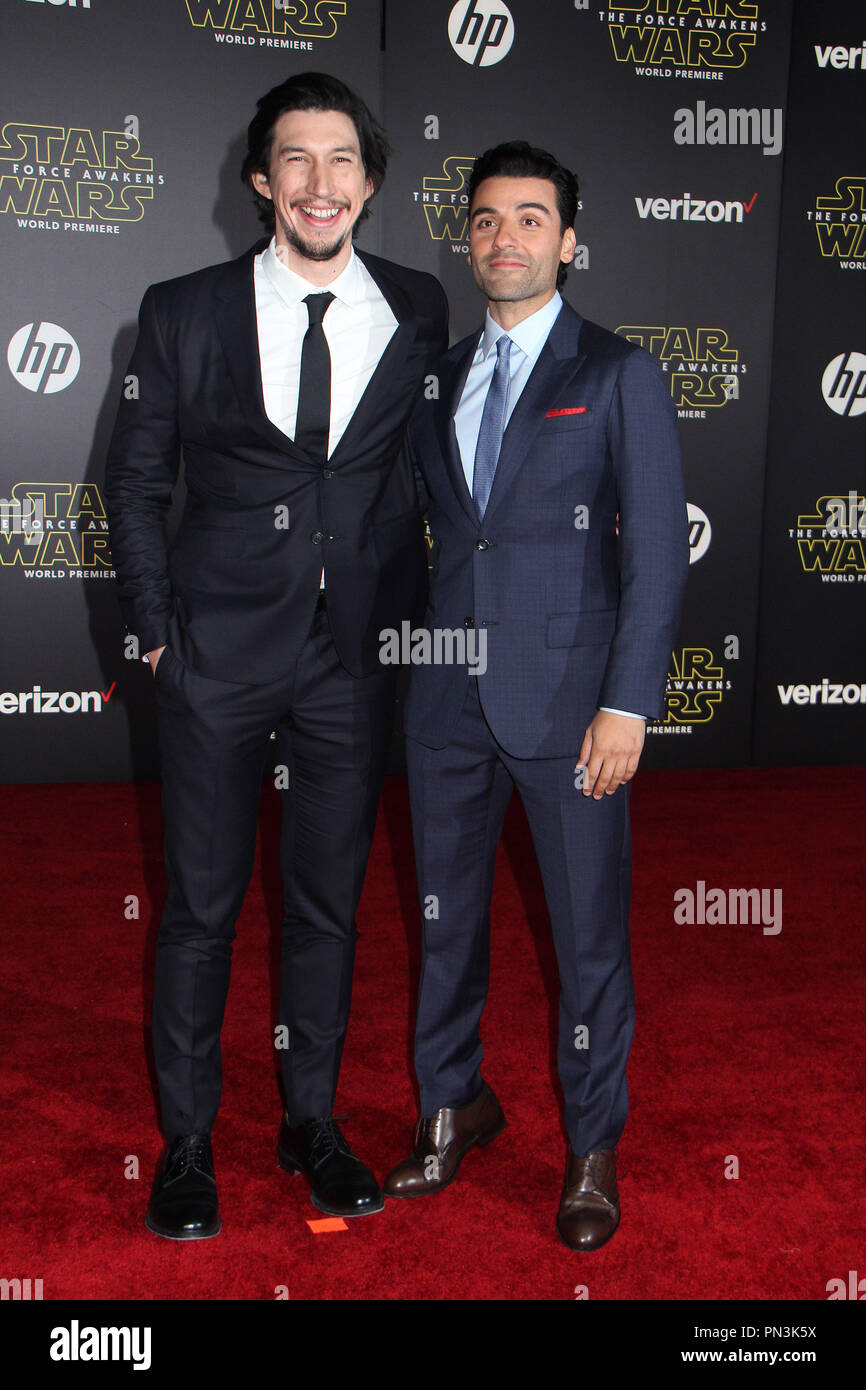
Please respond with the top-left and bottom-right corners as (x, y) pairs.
(305, 160), (335, 200)
(492, 219), (519, 249)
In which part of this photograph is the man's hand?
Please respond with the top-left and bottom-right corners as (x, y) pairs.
(576, 710), (645, 799)
(145, 646), (165, 675)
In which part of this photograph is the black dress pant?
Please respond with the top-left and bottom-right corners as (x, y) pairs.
(152, 602), (395, 1141)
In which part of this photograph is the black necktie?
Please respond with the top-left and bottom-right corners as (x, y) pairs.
(294, 291), (335, 462)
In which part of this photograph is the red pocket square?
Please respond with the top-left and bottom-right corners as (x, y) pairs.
(546, 407), (587, 417)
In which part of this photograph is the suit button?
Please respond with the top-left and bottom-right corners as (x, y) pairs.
(464, 617), (474, 628)
(311, 531), (324, 545)
(322, 469), (333, 479)
(476, 538), (490, 551)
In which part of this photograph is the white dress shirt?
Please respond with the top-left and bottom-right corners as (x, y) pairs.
(454, 292), (643, 722)
(254, 239), (397, 587)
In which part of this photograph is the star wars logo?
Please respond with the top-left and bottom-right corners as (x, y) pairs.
(0, 482), (114, 580)
(805, 177), (866, 269)
(184, 0), (346, 47)
(648, 646), (732, 734)
(600, 1), (767, 78)
(0, 120), (164, 232)
(413, 156), (476, 249)
(790, 492), (866, 584)
(615, 325), (745, 417)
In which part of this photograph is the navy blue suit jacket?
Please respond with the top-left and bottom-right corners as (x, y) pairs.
(404, 300), (689, 758)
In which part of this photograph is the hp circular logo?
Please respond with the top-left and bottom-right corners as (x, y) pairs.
(8, 322), (81, 394)
(687, 503), (712, 565)
(448, 0), (515, 68)
(821, 352), (866, 417)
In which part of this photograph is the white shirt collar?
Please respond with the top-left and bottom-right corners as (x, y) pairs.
(480, 290), (563, 362)
(261, 236), (364, 309)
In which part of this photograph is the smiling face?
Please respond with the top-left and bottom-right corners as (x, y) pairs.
(468, 176), (576, 324)
(251, 107), (374, 281)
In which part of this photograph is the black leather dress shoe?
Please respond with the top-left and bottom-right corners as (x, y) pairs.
(145, 1132), (220, 1240)
(277, 1115), (384, 1217)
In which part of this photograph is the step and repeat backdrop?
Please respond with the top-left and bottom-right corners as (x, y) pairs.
(0, 0), (862, 782)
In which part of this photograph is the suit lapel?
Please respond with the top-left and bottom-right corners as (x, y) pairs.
(214, 243), (424, 465)
(327, 251), (418, 466)
(482, 302), (587, 525)
(213, 241), (312, 459)
(435, 333), (481, 525)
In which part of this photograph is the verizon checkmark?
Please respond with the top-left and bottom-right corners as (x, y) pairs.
(100, 682), (116, 703)
(744, 192), (758, 214)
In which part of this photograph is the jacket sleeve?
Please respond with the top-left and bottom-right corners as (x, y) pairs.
(431, 276), (450, 361)
(597, 347), (690, 718)
(104, 284), (180, 655)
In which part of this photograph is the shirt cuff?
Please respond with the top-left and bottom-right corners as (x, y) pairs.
(599, 707), (646, 720)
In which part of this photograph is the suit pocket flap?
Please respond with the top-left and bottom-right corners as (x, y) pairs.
(546, 608), (617, 648)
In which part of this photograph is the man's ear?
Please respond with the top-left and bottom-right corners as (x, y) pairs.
(560, 226), (577, 263)
(251, 171), (273, 201)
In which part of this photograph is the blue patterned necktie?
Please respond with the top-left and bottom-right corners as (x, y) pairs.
(472, 334), (513, 520)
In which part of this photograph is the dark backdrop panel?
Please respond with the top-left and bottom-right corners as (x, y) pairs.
(380, 0), (792, 768)
(754, 0), (866, 765)
(0, 0), (384, 782)
(2, 1), (859, 781)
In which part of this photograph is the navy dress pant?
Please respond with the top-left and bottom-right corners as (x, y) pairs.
(406, 676), (635, 1156)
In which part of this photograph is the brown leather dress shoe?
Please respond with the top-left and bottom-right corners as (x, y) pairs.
(556, 1148), (620, 1252)
(384, 1082), (506, 1197)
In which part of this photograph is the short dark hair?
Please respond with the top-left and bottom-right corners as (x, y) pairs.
(467, 141), (579, 288)
(240, 71), (390, 233)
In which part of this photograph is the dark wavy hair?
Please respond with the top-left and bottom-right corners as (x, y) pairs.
(240, 71), (390, 233)
(467, 141), (579, 288)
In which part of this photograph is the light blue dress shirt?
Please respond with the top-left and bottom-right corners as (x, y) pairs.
(454, 292), (563, 490)
(453, 292), (644, 723)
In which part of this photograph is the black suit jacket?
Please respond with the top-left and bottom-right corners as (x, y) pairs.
(105, 239), (449, 683)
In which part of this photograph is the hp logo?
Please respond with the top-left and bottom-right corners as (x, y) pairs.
(448, 0), (514, 68)
(821, 352), (866, 417)
(687, 503), (711, 565)
(8, 322), (80, 394)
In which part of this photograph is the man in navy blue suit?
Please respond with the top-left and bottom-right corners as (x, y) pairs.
(383, 142), (689, 1250)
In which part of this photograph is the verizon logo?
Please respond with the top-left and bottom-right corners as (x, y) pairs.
(636, 192), (757, 223)
(814, 42), (866, 70)
(777, 680), (866, 706)
(0, 682), (116, 714)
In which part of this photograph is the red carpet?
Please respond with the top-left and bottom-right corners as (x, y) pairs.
(0, 768), (862, 1301)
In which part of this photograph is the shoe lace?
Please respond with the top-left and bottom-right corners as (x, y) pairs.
(170, 1132), (210, 1175)
(305, 1115), (352, 1168)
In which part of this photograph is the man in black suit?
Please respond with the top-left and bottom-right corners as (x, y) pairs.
(383, 143), (687, 1250)
(105, 72), (447, 1239)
